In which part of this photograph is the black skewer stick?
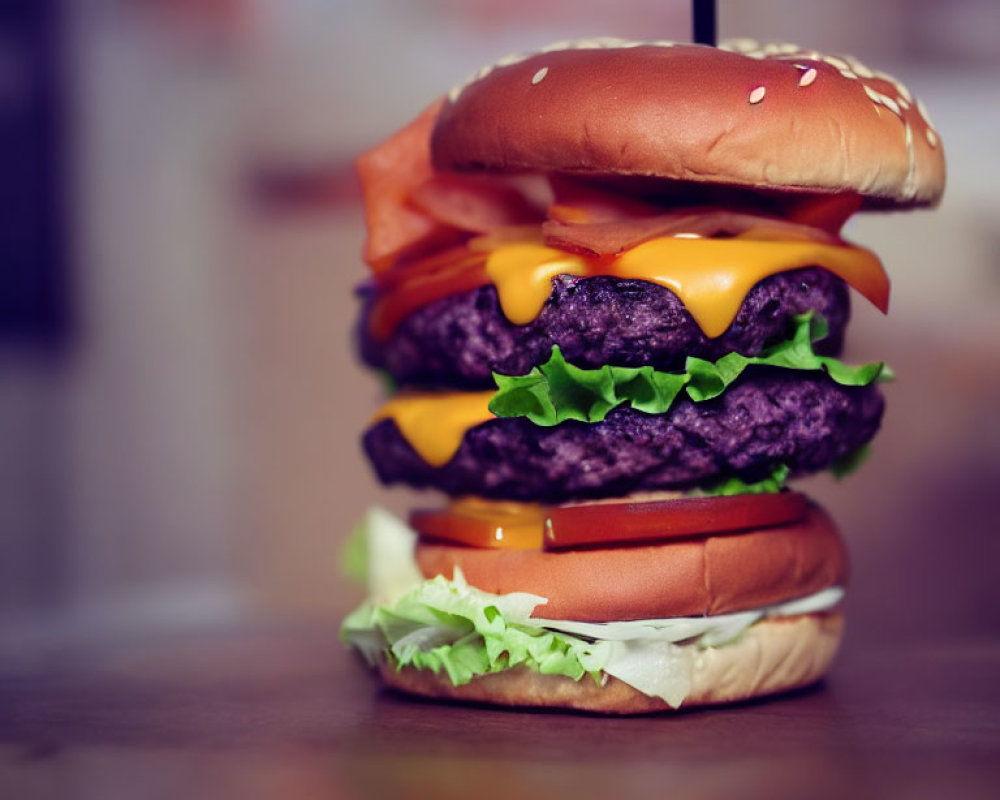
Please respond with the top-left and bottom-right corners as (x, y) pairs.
(692, 0), (717, 46)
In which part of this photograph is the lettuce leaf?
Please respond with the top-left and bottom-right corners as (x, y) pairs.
(340, 521), (368, 585)
(830, 443), (873, 480)
(341, 567), (606, 687)
(489, 312), (889, 426)
(694, 464), (791, 497)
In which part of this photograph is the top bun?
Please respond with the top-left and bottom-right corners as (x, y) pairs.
(432, 38), (945, 208)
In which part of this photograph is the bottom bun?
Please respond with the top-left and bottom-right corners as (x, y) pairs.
(378, 612), (844, 714)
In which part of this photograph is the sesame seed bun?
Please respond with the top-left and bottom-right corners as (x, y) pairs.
(415, 504), (847, 621)
(432, 39), (944, 207)
(379, 611), (844, 713)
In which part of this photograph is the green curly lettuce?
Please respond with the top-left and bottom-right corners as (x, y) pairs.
(341, 569), (606, 687)
(830, 444), (873, 480)
(488, 312), (890, 426)
(695, 464), (792, 497)
(340, 509), (604, 686)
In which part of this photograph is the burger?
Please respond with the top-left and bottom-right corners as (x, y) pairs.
(341, 38), (944, 712)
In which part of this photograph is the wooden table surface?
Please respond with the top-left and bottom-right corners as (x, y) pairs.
(1, 623), (997, 800)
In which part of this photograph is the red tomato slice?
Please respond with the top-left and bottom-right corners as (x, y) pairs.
(410, 501), (545, 550)
(410, 493), (809, 551)
(543, 493), (809, 550)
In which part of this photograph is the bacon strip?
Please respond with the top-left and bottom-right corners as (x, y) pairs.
(409, 174), (546, 234)
(544, 209), (843, 256)
(356, 98), (450, 272)
(547, 174), (666, 223)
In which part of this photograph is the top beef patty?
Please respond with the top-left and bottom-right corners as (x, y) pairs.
(359, 268), (850, 389)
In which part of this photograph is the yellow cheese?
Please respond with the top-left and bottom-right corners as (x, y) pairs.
(484, 235), (887, 338)
(372, 391), (494, 467)
(485, 245), (588, 324)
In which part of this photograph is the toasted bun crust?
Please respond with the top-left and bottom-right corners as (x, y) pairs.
(416, 504), (847, 621)
(433, 39), (944, 207)
(379, 612), (843, 713)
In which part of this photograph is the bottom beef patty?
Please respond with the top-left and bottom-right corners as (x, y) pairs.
(363, 371), (884, 502)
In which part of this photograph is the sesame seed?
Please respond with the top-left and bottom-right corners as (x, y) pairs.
(879, 93), (901, 115)
(495, 51), (528, 67)
(531, 67), (548, 85)
(542, 40), (573, 53)
(673, 232), (702, 239)
(798, 68), (818, 87)
(847, 58), (875, 79)
(903, 122), (916, 199)
(864, 84), (882, 104)
(898, 97), (911, 110)
(822, 54), (850, 71)
(793, 63), (809, 70)
(495, 528), (504, 541)
(839, 68), (858, 80)
(748, 86), (766, 104)
(917, 98), (936, 129)
(723, 38), (759, 53)
(875, 70), (913, 102)
(926, 128), (938, 148)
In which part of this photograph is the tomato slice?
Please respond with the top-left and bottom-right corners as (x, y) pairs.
(410, 500), (545, 550)
(411, 493), (809, 551)
(543, 493), (809, 550)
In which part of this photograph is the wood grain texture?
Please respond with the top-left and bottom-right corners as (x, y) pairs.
(0, 622), (997, 799)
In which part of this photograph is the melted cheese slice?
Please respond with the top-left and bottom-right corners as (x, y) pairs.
(486, 236), (888, 338)
(372, 391), (494, 467)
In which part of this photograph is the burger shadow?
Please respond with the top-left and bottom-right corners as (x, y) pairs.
(378, 677), (828, 720)
(344, 677), (877, 800)
(355, 677), (848, 768)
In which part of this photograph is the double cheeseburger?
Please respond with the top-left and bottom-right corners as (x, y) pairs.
(341, 38), (944, 712)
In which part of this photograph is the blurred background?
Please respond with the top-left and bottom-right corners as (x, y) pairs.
(1, 0), (999, 653)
